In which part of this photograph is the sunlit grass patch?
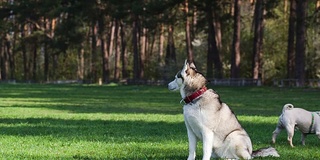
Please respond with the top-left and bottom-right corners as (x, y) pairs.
(0, 84), (319, 159)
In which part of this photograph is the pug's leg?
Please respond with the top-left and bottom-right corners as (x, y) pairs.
(301, 133), (307, 145)
(285, 124), (295, 147)
(272, 126), (283, 144)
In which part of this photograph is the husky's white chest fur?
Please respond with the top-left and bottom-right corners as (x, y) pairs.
(182, 90), (221, 141)
(183, 104), (203, 140)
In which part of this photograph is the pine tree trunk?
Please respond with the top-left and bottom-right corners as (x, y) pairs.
(206, 3), (214, 79)
(295, 0), (307, 86)
(287, 0), (295, 79)
(9, 29), (16, 80)
(99, 18), (109, 83)
(44, 19), (49, 82)
(109, 20), (116, 80)
(52, 54), (58, 80)
(231, 0), (241, 78)
(32, 42), (37, 81)
(21, 25), (29, 81)
(78, 43), (85, 81)
(114, 20), (121, 81)
(214, 11), (222, 51)
(165, 25), (176, 65)
(252, 0), (264, 80)
(91, 21), (98, 83)
(140, 27), (146, 79)
(120, 21), (128, 79)
(206, 1), (222, 78)
(0, 39), (6, 80)
(184, 0), (193, 62)
(4, 35), (11, 80)
(132, 14), (140, 80)
(158, 23), (165, 66)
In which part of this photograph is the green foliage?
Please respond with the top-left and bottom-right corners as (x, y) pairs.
(0, 84), (320, 159)
(1, 1), (319, 82)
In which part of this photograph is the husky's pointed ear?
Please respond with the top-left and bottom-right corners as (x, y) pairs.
(182, 59), (188, 72)
(184, 59), (188, 66)
(186, 59), (197, 71)
(189, 62), (197, 70)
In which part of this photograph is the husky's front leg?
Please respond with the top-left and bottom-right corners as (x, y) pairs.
(202, 129), (214, 160)
(186, 126), (197, 160)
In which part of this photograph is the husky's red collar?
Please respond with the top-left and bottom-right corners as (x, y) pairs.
(182, 86), (207, 104)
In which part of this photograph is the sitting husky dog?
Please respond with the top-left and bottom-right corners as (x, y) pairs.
(272, 103), (320, 147)
(168, 60), (279, 159)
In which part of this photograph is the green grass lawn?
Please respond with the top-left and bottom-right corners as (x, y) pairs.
(0, 84), (319, 159)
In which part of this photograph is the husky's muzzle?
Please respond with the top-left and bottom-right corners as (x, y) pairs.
(168, 73), (183, 91)
(168, 79), (179, 91)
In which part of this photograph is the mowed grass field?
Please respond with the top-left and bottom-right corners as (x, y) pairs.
(0, 84), (319, 159)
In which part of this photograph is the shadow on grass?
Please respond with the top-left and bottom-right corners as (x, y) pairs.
(0, 84), (184, 115)
(1, 116), (320, 159)
(0, 117), (186, 142)
(2, 84), (320, 116)
(0, 117), (189, 159)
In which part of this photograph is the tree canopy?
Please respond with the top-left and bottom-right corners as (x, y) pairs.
(0, 0), (319, 85)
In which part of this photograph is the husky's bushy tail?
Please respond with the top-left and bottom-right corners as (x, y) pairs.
(252, 147), (280, 158)
(282, 103), (294, 113)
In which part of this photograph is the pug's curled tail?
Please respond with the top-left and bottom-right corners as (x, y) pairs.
(282, 103), (294, 113)
(252, 146), (280, 158)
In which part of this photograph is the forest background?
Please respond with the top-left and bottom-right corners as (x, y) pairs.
(0, 0), (319, 86)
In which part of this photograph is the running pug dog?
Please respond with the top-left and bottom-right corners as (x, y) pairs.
(168, 60), (279, 160)
(272, 103), (320, 147)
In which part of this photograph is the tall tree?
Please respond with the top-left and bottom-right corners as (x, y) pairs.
(109, 20), (117, 81)
(205, 1), (223, 78)
(164, 5), (178, 67)
(158, 21), (165, 65)
(140, 26), (147, 79)
(132, 13), (140, 80)
(114, 20), (121, 81)
(252, 0), (264, 80)
(78, 42), (85, 82)
(0, 37), (7, 80)
(165, 24), (176, 65)
(184, 0), (193, 62)
(214, 9), (222, 51)
(43, 18), (50, 82)
(20, 24), (29, 80)
(90, 21), (98, 83)
(120, 20), (128, 79)
(32, 33), (37, 81)
(99, 15), (109, 83)
(295, 0), (307, 86)
(287, 0), (296, 79)
(231, 0), (241, 78)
